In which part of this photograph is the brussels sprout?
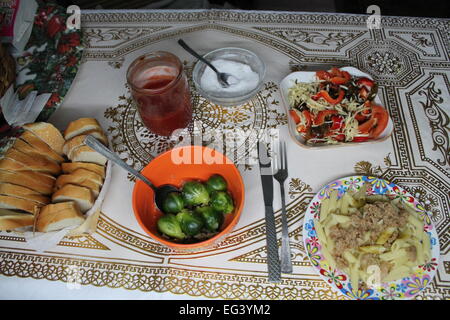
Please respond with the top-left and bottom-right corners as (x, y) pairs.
(157, 214), (185, 239)
(176, 209), (204, 236)
(206, 174), (228, 194)
(182, 181), (210, 207)
(162, 192), (184, 214)
(210, 191), (234, 214)
(195, 206), (224, 232)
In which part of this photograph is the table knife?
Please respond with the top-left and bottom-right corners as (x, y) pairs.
(257, 141), (281, 283)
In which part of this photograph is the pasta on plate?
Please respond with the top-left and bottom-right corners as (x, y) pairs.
(315, 183), (431, 290)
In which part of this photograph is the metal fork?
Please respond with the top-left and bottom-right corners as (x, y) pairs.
(273, 141), (293, 273)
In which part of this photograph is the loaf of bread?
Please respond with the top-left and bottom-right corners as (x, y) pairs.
(61, 162), (105, 179)
(0, 183), (50, 205)
(0, 214), (34, 231)
(52, 184), (94, 213)
(35, 202), (85, 232)
(22, 122), (65, 155)
(64, 118), (102, 141)
(0, 169), (55, 195)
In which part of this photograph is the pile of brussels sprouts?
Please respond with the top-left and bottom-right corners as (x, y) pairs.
(157, 174), (235, 242)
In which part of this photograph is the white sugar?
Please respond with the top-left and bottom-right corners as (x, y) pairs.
(200, 59), (259, 95)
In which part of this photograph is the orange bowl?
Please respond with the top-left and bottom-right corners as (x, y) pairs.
(132, 145), (245, 250)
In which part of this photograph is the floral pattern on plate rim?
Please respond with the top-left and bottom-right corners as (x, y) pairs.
(303, 175), (440, 300)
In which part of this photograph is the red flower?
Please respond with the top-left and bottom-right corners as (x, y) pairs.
(47, 15), (66, 37)
(45, 93), (61, 108)
(65, 33), (81, 47)
(66, 55), (78, 67)
(57, 43), (70, 54)
(57, 33), (81, 54)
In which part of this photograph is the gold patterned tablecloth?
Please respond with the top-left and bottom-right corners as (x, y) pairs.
(0, 9), (449, 300)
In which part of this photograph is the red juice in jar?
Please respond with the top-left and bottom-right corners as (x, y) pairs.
(127, 52), (192, 136)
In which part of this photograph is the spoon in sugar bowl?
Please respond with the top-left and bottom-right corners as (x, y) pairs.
(85, 135), (179, 212)
(177, 39), (231, 88)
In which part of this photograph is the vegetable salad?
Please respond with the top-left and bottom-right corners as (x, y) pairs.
(288, 67), (389, 145)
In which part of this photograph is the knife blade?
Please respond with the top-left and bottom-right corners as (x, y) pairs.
(257, 141), (281, 283)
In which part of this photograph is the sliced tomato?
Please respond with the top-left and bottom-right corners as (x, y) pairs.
(369, 105), (389, 138)
(296, 110), (312, 133)
(352, 136), (370, 142)
(302, 110), (312, 125)
(330, 115), (344, 130)
(358, 118), (377, 134)
(357, 77), (375, 89)
(289, 110), (300, 124)
(313, 110), (338, 126)
(316, 70), (331, 81)
(359, 86), (369, 100)
(313, 89), (345, 105)
(330, 70), (351, 85)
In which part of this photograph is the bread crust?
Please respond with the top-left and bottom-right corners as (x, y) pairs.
(69, 146), (107, 166)
(23, 122), (65, 155)
(61, 162), (105, 179)
(64, 118), (102, 140)
(0, 214), (34, 231)
(52, 184), (94, 213)
(36, 202), (85, 232)
(18, 133), (65, 163)
(0, 195), (43, 214)
(0, 183), (50, 205)
(2, 147), (61, 175)
(0, 169), (55, 195)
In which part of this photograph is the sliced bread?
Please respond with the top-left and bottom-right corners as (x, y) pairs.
(0, 208), (28, 216)
(1, 148), (61, 175)
(36, 202), (85, 232)
(0, 214), (34, 231)
(55, 170), (101, 197)
(0, 195), (42, 214)
(63, 132), (108, 156)
(22, 122), (65, 155)
(0, 169), (55, 195)
(52, 184), (94, 213)
(80, 129), (108, 145)
(19, 131), (65, 163)
(69, 145), (107, 166)
(64, 118), (102, 140)
(0, 183), (50, 205)
(61, 162), (105, 179)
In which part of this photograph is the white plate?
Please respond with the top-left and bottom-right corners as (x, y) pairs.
(279, 67), (393, 149)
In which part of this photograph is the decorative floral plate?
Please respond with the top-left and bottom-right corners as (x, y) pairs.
(303, 175), (440, 300)
(0, 0), (83, 151)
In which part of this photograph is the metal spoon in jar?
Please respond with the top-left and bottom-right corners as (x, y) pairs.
(84, 135), (178, 211)
(177, 39), (231, 88)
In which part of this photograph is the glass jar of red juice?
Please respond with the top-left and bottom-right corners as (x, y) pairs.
(126, 51), (192, 136)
